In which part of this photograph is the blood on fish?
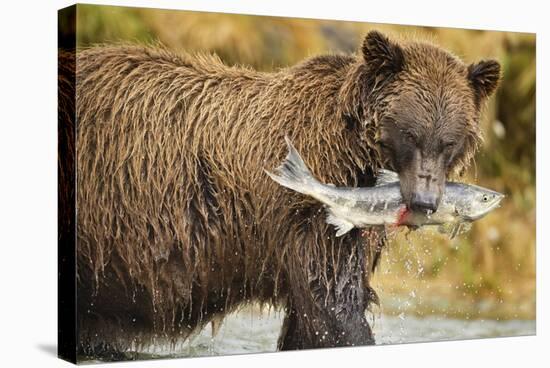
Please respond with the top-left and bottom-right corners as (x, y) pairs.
(395, 205), (410, 226)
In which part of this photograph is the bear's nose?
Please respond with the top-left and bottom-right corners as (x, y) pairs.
(410, 192), (438, 214)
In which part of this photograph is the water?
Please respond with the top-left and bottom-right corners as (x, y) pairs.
(124, 306), (534, 359)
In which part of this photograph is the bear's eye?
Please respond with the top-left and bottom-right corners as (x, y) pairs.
(442, 141), (456, 151)
(402, 132), (416, 144)
(378, 140), (392, 151)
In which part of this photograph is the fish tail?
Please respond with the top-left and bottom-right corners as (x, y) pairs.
(265, 136), (319, 195)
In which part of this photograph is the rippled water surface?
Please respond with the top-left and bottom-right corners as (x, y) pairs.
(106, 307), (534, 360)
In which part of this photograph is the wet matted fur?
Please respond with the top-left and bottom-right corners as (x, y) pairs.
(67, 31), (497, 356)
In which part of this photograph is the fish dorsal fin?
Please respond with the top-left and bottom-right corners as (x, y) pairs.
(326, 212), (354, 237)
(375, 169), (399, 186)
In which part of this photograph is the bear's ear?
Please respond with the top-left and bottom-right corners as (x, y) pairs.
(362, 30), (404, 74)
(468, 60), (501, 103)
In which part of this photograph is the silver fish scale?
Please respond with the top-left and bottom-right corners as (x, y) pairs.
(266, 137), (504, 237)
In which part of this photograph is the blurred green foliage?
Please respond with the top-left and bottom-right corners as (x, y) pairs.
(75, 5), (536, 319)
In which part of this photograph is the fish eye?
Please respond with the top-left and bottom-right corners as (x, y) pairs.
(482, 195), (489, 202)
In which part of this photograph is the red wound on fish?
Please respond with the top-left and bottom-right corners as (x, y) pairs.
(395, 206), (410, 226)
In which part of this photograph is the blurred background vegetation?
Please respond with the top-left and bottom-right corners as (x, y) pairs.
(72, 5), (536, 320)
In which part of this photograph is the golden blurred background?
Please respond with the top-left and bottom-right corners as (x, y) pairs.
(72, 5), (536, 320)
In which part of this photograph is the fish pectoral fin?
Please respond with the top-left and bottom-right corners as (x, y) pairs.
(452, 224), (462, 239)
(437, 223), (457, 237)
(437, 222), (472, 239)
(455, 222), (472, 238)
(326, 213), (355, 237)
(437, 223), (450, 234)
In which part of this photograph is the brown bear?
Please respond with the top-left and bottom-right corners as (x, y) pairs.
(66, 30), (500, 358)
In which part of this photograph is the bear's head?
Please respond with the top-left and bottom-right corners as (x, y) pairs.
(343, 30), (501, 214)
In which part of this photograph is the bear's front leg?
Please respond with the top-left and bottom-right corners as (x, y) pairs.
(277, 228), (379, 350)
